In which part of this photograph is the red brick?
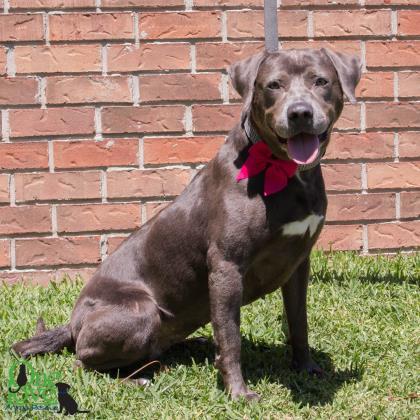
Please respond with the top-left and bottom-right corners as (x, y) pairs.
(367, 41), (420, 69)
(0, 143), (48, 170)
(283, 0), (357, 4)
(399, 72), (420, 98)
(367, 162), (420, 190)
(54, 139), (139, 169)
(0, 77), (38, 105)
(314, 10), (391, 38)
(15, 171), (101, 203)
(140, 12), (221, 40)
(10, 0), (96, 9)
(399, 132), (420, 159)
(15, 45), (101, 74)
(335, 104), (360, 131)
(0, 175), (9, 203)
(0, 206), (51, 235)
(16, 236), (100, 268)
(398, 10), (420, 36)
(401, 191), (420, 219)
(102, 106), (185, 134)
(316, 224), (363, 251)
(322, 163), (361, 191)
(140, 73), (221, 103)
(50, 13), (134, 41)
(107, 169), (190, 199)
(57, 203), (140, 233)
(368, 221), (420, 250)
(108, 43), (190, 73)
(356, 72), (394, 99)
(227, 10), (307, 39)
(9, 108), (95, 138)
(102, 0), (184, 7)
(194, 0), (263, 6)
(193, 104), (241, 132)
(366, 0), (420, 4)
(196, 42), (264, 71)
(46, 76), (131, 105)
(0, 48), (7, 76)
(107, 235), (128, 255)
(366, 102), (420, 129)
(144, 136), (225, 165)
(283, 40), (361, 57)
(0, 240), (10, 268)
(0, 14), (43, 42)
(327, 193), (395, 222)
(325, 132), (394, 160)
(144, 201), (170, 220)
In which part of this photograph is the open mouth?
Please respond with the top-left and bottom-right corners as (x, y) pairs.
(276, 132), (328, 165)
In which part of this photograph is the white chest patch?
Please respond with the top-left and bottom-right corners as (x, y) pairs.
(282, 214), (324, 238)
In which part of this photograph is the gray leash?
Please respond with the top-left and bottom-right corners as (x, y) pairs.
(264, 0), (279, 53)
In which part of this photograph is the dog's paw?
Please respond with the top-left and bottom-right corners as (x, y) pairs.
(231, 388), (260, 402)
(292, 359), (324, 377)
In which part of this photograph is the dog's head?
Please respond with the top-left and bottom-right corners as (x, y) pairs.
(229, 49), (361, 164)
(55, 382), (71, 392)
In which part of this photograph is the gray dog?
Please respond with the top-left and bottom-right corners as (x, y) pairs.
(13, 48), (361, 401)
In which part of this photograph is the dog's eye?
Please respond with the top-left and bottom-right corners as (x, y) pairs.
(315, 77), (328, 87)
(267, 81), (282, 90)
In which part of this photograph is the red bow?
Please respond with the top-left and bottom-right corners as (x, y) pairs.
(236, 141), (297, 196)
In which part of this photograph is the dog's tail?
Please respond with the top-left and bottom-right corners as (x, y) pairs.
(12, 317), (73, 359)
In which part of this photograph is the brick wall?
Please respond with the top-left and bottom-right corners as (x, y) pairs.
(0, 0), (419, 284)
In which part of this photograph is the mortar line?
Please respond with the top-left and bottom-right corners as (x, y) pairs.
(221, 11), (227, 42)
(95, 0), (101, 12)
(307, 11), (314, 40)
(185, 0), (193, 11)
(141, 203), (147, 225)
(6, 47), (16, 77)
(395, 192), (401, 220)
(51, 205), (58, 237)
(393, 132), (399, 162)
(190, 44), (197, 74)
(131, 75), (140, 106)
(361, 163), (368, 193)
(43, 13), (50, 46)
(100, 170), (107, 203)
(360, 40), (367, 73)
(94, 107), (102, 141)
(1, 110), (9, 142)
(360, 102), (366, 132)
(48, 141), (55, 173)
(221, 73), (229, 104)
(393, 71), (399, 102)
(139, 137), (144, 169)
(39, 77), (47, 108)
(134, 13), (140, 47)
(100, 234), (108, 261)
(391, 10), (398, 38)
(184, 106), (193, 135)
(4, 0), (9, 13)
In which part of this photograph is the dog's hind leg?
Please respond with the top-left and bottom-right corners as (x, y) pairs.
(75, 296), (162, 371)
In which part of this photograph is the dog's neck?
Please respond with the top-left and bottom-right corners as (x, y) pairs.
(244, 117), (322, 172)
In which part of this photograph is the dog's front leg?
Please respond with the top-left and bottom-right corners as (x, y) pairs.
(208, 255), (259, 401)
(281, 256), (323, 376)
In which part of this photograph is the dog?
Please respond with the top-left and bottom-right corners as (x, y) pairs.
(13, 48), (361, 401)
(55, 382), (89, 415)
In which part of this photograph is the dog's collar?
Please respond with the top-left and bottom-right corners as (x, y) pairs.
(243, 118), (323, 172)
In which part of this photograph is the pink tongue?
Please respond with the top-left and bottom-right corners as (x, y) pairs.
(287, 133), (320, 164)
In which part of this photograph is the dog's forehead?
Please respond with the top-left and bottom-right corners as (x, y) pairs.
(258, 49), (334, 79)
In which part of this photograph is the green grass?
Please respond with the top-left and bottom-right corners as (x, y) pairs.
(1, 251), (419, 419)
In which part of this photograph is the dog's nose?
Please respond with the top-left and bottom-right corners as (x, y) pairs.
(287, 102), (313, 125)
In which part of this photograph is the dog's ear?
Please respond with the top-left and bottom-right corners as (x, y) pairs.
(229, 51), (266, 126)
(322, 49), (362, 104)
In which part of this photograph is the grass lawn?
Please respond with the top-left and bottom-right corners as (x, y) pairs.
(1, 251), (419, 419)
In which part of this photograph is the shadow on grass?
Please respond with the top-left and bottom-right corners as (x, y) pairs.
(109, 337), (363, 407)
